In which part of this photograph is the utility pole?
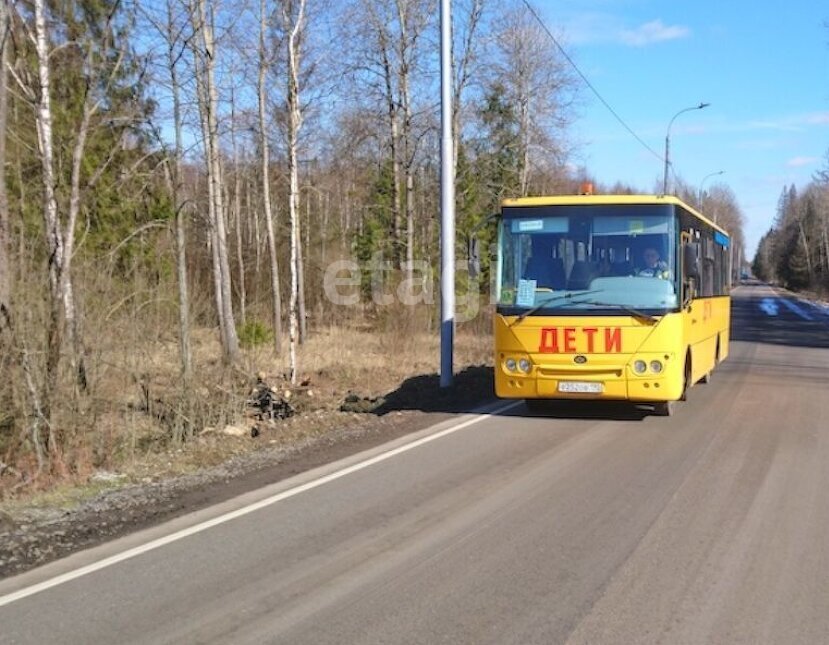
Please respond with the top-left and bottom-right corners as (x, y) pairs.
(439, 0), (455, 387)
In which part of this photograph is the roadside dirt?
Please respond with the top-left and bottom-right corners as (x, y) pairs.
(0, 366), (495, 580)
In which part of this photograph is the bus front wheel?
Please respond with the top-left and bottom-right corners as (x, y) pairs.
(680, 352), (691, 401)
(653, 400), (675, 416)
(525, 399), (548, 414)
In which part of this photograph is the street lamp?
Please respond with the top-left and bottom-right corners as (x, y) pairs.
(662, 102), (710, 195)
(698, 170), (725, 208)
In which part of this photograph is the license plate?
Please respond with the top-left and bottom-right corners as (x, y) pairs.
(558, 381), (603, 394)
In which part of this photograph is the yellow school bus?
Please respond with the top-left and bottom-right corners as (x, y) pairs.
(491, 193), (730, 416)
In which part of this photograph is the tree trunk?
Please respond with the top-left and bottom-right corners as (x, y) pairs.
(285, 0), (306, 383)
(250, 176), (261, 279)
(0, 0), (12, 445)
(190, 14), (227, 356)
(395, 0), (415, 285)
(259, 0), (283, 354)
(14, 99), (25, 288)
(451, 0), (484, 179)
(797, 220), (813, 281)
(518, 93), (530, 196)
(297, 195), (307, 343)
(167, 0), (192, 384)
(195, 0), (239, 362)
(63, 73), (98, 393)
(0, 0), (9, 334)
(823, 223), (829, 275)
(230, 83), (246, 325)
(34, 0), (66, 451)
(362, 1), (403, 264)
(343, 180), (352, 248)
(381, 44), (402, 264)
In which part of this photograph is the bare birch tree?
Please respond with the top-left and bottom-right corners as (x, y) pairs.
(142, 0), (195, 383)
(451, 0), (484, 177)
(32, 0), (66, 446)
(489, 2), (575, 196)
(281, 0), (306, 383)
(352, 0), (403, 262)
(2, 0), (148, 464)
(229, 79), (247, 326)
(258, 0), (284, 354)
(168, 0), (194, 384)
(192, 0), (240, 362)
(393, 0), (430, 285)
(0, 0), (9, 335)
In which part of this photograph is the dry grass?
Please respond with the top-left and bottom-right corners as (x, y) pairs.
(1, 300), (494, 502)
(294, 322), (491, 401)
(1, 237), (497, 502)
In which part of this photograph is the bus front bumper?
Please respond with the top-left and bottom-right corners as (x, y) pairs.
(495, 353), (684, 403)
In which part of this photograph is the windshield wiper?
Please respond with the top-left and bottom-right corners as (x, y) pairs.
(568, 299), (659, 325)
(509, 290), (603, 327)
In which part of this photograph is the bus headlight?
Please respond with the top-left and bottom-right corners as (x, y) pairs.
(505, 358), (517, 372)
(518, 358), (532, 373)
(633, 360), (647, 374)
(650, 360), (664, 374)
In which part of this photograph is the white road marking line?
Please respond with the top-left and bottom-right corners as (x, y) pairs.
(779, 298), (815, 321)
(0, 401), (522, 609)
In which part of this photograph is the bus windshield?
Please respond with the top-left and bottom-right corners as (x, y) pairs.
(496, 205), (679, 313)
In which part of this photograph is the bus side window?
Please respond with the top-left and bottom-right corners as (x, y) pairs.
(682, 240), (701, 303)
(701, 237), (715, 297)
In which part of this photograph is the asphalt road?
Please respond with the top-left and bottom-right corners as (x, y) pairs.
(2, 284), (828, 645)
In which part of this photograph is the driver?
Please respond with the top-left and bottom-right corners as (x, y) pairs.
(638, 247), (670, 278)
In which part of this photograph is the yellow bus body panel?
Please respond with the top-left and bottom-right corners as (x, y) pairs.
(494, 296), (730, 403)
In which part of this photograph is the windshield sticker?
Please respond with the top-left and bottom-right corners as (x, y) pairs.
(516, 279), (536, 307)
(629, 219), (644, 234)
(517, 219), (544, 232)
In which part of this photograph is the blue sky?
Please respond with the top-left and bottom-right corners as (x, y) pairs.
(538, 0), (829, 256)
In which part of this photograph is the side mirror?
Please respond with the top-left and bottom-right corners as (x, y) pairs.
(683, 278), (696, 309)
(468, 236), (481, 279)
(683, 243), (701, 282)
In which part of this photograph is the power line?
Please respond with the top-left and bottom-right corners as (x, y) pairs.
(520, 0), (664, 163)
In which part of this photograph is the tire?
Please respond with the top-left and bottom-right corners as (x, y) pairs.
(680, 353), (691, 401)
(525, 399), (548, 414)
(700, 338), (719, 384)
(653, 400), (675, 416)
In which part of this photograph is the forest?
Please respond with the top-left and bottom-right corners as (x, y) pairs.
(753, 177), (829, 293)
(0, 0), (748, 489)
